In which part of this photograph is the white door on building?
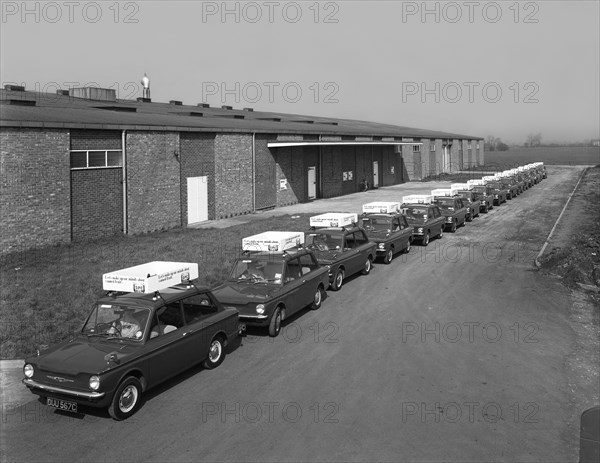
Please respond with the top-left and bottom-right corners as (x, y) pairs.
(187, 176), (208, 224)
(372, 161), (379, 188)
(307, 166), (316, 200)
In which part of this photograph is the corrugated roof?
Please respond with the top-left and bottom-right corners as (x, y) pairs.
(0, 89), (482, 140)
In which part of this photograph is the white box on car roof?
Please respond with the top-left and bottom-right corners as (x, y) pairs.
(469, 179), (487, 186)
(309, 213), (357, 228)
(451, 183), (472, 190)
(103, 261), (199, 293)
(431, 187), (458, 197)
(402, 194), (433, 204)
(242, 231), (304, 252)
(362, 202), (400, 214)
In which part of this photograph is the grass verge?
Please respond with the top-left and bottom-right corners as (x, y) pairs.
(0, 213), (314, 359)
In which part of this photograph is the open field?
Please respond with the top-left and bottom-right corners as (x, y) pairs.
(484, 146), (599, 168)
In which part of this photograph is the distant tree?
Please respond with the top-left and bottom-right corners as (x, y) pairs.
(485, 136), (507, 151)
(525, 133), (542, 147)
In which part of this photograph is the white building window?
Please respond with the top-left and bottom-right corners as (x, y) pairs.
(429, 142), (436, 151)
(413, 145), (421, 152)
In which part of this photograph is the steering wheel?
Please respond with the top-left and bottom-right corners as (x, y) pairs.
(316, 243), (329, 251)
(108, 321), (122, 336)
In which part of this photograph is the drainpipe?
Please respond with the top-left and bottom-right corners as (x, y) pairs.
(252, 132), (256, 212)
(122, 129), (128, 234)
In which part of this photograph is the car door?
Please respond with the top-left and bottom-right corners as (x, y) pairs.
(343, 231), (365, 276)
(296, 252), (323, 309)
(398, 215), (412, 247)
(144, 301), (197, 385)
(280, 256), (304, 315)
(431, 206), (443, 234)
(456, 198), (466, 222)
(180, 292), (225, 358)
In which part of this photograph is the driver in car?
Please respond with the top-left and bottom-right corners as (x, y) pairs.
(109, 310), (144, 339)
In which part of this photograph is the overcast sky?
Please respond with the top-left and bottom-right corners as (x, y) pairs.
(1, 0), (598, 144)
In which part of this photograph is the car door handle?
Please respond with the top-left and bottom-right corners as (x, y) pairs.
(302, 280), (306, 283)
(183, 330), (194, 336)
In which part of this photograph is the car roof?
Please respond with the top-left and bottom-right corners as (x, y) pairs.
(308, 226), (361, 234)
(240, 247), (312, 260)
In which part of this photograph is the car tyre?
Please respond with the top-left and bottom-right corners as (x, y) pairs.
(203, 336), (226, 369)
(450, 221), (457, 233)
(404, 239), (412, 254)
(438, 227), (443, 239)
(422, 232), (430, 246)
(362, 257), (372, 275)
(331, 268), (344, 291)
(311, 285), (324, 310)
(268, 307), (282, 337)
(384, 248), (394, 264)
(109, 377), (142, 421)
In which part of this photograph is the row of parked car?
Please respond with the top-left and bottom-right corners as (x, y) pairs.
(22, 163), (547, 420)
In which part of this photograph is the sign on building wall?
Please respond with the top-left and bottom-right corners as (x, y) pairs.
(279, 179), (288, 190)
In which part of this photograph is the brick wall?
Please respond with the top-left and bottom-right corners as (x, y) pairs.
(71, 168), (123, 241)
(321, 145), (343, 198)
(71, 129), (121, 150)
(275, 146), (303, 206)
(0, 128), (71, 254)
(214, 133), (253, 218)
(180, 132), (216, 222)
(126, 131), (181, 234)
(255, 134), (277, 210)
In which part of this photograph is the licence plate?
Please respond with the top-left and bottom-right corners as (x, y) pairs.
(47, 397), (78, 413)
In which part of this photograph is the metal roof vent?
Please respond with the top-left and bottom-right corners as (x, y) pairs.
(169, 100), (183, 106)
(197, 103), (210, 108)
(71, 87), (116, 102)
(221, 105), (233, 110)
(243, 107), (254, 112)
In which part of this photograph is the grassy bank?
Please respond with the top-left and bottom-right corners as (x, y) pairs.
(0, 213), (314, 359)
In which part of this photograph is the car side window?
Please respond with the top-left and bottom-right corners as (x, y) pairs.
(298, 253), (319, 274)
(150, 303), (184, 338)
(354, 230), (368, 245)
(181, 293), (219, 325)
(343, 233), (354, 250)
(285, 257), (303, 281)
(400, 216), (408, 229)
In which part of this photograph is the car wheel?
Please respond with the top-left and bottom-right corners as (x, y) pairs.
(422, 232), (430, 246)
(203, 336), (226, 369)
(362, 257), (372, 275)
(331, 268), (344, 291)
(450, 221), (457, 233)
(311, 285), (324, 310)
(268, 307), (282, 337)
(405, 239), (412, 254)
(467, 213), (473, 222)
(438, 227), (443, 239)
(384, 247), (394, 264)
(109, 377), (142, 421)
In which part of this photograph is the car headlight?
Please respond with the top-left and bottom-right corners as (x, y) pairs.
(89, 375), (101, 391)
(378, 243), (385, 249)
(24, 364), (34, 378)
(256, 304), (265, 314)
(417, 228), (424, 233)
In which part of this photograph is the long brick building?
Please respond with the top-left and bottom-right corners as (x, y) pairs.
(0, 85), (484, 255)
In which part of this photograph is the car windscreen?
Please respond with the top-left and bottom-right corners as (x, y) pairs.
(434, 198), (456, 210)
(82, 305), (150, 341)
(230, 257), (284, 283)
(306, 232), (344, 251)
(404, 207), (428, 223)
(362, 216), (393, 233)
